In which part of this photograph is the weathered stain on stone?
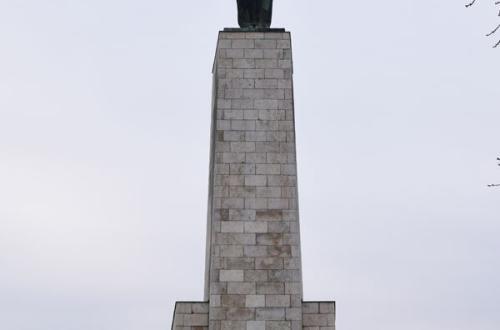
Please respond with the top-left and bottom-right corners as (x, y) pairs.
(255, 209), (283, 221)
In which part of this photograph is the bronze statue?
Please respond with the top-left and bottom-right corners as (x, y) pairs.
(237, 0), (273, 30)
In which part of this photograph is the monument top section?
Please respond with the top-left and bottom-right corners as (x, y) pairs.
(236, 0), (275, 31)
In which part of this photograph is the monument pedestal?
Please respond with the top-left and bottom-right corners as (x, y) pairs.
(172, 31), (335, 330)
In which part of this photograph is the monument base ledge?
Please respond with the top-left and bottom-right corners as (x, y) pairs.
(172, 301), (336, 330)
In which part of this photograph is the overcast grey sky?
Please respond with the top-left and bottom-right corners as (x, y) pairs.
(0, 1), (499, 330)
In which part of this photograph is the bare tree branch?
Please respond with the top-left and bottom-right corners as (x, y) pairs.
(466, 0), (478, 8)
(487, 23), (500, 36)
(489, 158), (500, 187)
(466, 0), (500, 47)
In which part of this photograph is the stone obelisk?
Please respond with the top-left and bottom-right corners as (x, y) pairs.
(172, 6), (335, 330)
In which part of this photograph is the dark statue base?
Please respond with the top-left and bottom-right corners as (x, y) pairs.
(224, 28), (285, 32)
(237, 0), (273, 30)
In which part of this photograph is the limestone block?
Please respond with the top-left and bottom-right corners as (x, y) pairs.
(255, 257), (283, 270)
(255, 39), (277, 49)
(255, 210), (283, 221)
(244, 245), (268, 257)
(268, 270), (301, 282)
(246, 295), (266, 308)
(267, 245), (292, 257)
(225, 257), (255, 270)
(256, 187), (282, 198)
(230, 186), (256, 198)
(283, 258), (301, 270)
(172, 302), (209, 330)
(301, 301), (335, 330)
(243, 69), (265, 79)
(246, 131), (267, 141)
(254, 99), (278, 110)
(285, 308), (302, 321)
(233, 59), (256, 69)
(277, 40), (291, 49)
(229, 209), (256, 221)
(266, 321), (291, 330)
(247, 320), (266, 330)
(265, 33), (286, 40)
(284, 282), (301, 295)
(244, 270), (268, 282)
(227, 282), (256, 295)
(232, 39), (255, 49)
(221, 295), (245, 307)
(255, 79), (278, 88)
(256, 164), (281, 175)
(221, 321), (245, 330)
(225, 49), (245, 58)
(255, 308), (285, 321)
(217, 233), (256, 245)
(245, 175), (267, 187)
(232, 120), (256, 131)
(256, 59), (278, 69)
(265, 295), (290, 308)
(257, 282), (284, 295)
(263, 49), (283, 59)
(221, 221), (244, 233)
(245, 153), (267, 164)
(184, 314), (209, 326)
(220, 245), (243, 258)
(245, 222), (268, 233)
(267, 222), (290, 233)
(245, 197), (268, 209)
(245, 49), (264, 58)
(193, 303), (210, 314)
(319, 303), (335, 314)
(231, 99), (253, 109)
(264, 69), (285, 79)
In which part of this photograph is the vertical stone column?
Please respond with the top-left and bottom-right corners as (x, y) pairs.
(172, 30), (336, 330)
(206, 31), (302, 330)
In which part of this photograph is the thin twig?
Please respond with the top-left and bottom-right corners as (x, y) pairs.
(466, 0), (477, 7)
(486, 23), (500, 36)
(466, 1), (500, 48)
(490, 158), (500, 187)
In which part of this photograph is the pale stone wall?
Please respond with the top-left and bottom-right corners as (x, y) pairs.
(302, 302), (336, 330)
(172, 302), (209, 330)
(172, 30), (336, 330)
(171, 301), (335, 330)
(206, 31), (302, 330)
